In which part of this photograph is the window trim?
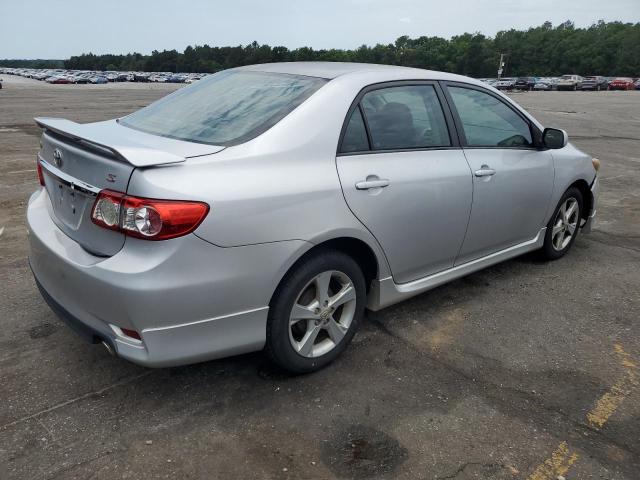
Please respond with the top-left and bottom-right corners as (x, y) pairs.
(336, 80), (460, 156)
(439, 81), (543, 150)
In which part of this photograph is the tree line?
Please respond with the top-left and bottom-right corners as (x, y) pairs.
(4, 21), (639, 77)
(0, 59), (64, 69)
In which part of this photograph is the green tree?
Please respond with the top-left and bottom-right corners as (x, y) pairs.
(59, 21), (639, 77)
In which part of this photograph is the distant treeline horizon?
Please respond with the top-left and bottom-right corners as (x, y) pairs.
(2, 21), (639, 77)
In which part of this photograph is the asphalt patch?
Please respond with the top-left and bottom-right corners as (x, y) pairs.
(321, 424), (408, 478)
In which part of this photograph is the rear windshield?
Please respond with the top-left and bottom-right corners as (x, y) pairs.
(120, 70), (326, 146)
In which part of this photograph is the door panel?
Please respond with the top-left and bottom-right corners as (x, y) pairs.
(443, 83), (555, 264)
(455, 148), (554, 265)
(337, 150), (472, 283)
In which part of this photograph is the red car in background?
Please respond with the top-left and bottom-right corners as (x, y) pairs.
(608, 77), (635, 90)
(45, 76), (73, 84)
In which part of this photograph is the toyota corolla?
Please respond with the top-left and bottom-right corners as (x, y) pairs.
(27, 62), (599, 373)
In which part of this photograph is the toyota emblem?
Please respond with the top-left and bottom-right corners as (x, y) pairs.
(53, 148), (63, 167)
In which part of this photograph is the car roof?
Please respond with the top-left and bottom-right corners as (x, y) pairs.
(234, 61), (466, 81)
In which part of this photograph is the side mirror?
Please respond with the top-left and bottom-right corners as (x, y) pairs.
(542, 128), (568, 149)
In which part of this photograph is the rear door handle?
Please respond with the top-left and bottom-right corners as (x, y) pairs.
(355, 178), (390, 190)
(474, 166), (496, 177)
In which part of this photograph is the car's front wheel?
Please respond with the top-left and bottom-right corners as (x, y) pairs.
(541, 187), (583, 260)
(266, 250), (366, 373)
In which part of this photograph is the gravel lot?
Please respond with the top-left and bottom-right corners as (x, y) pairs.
(1, 74), (639, 480)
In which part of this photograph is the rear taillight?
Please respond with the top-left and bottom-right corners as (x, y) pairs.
(91, 190), (209, 240)
(37, 159), (45, 186)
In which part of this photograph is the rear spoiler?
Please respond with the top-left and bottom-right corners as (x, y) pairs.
(34, 117), (187, 167)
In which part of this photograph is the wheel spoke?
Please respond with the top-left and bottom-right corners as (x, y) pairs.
(325, 318), (347, 344)
(297, 323), (321, 357)
(290, 303), (319, 322)
(566, 223), (576, 236)
(554, 231), (564, 250)
(552, 223), (564, 238)
(559, 202), (567, 222)
(314, 271), (332, 306)
(329, 283), (355, 309)
(565, 201), (577, 221)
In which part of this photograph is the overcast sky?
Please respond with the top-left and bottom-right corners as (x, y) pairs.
(1, 0), (638, 59)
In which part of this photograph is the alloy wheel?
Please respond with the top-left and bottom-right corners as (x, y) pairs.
(288, 270), (357, 358)
(552, 197), (579, 251)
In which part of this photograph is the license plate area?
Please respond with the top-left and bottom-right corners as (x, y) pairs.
(50, 181), (93, 230)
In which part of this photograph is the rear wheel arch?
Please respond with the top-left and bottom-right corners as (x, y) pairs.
(270, 237), (380, 308)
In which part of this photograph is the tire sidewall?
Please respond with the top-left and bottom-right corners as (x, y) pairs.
(266, 250), (366, 373)
(542, 187), (583, 260)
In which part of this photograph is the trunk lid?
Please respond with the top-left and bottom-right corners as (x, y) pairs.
(36, 117), (224, 256)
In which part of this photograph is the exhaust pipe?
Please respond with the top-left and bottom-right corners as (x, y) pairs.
(101, 340), (116, 357)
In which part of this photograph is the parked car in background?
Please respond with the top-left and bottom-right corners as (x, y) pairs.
(556, 75), (583, 91)
(90, 75), (108, 84)
(28, 62), (599, 373)
(515, 77), (537, 90)
(73, 74), (91, 84)
(608, 77), (635, 90)
(46, 76), (73, 84)
(581, 76), (608, 91)
(496, 77), (516, 90)
(533, 78), (556, 91)
(168, 74), (187, 83)
(635, 79), (640, 90)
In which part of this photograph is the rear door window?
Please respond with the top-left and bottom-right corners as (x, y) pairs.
(359, 85), (451, 150)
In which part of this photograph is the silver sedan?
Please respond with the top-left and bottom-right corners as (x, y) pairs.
(27, 62), (599, 372)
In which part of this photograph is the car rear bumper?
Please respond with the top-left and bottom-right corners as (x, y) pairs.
(27, 188), (309, 367)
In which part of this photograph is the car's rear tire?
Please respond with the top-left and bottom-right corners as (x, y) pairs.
(265, 249), (366, 373)
(541, 187), (583, 260)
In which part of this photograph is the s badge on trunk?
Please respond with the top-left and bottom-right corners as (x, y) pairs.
(53, 148), (63, 167)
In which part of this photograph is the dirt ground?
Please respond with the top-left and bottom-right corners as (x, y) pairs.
(0, 74), (639, 480)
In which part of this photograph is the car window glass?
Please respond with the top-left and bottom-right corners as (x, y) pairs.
(448, 86), (532, 147)
(340, 107), (369, 153)
(120, 70), (326, 146)
(360, 85), (450, 150)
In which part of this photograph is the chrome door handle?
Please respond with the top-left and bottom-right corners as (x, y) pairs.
(355, 179), (390, 190)
(474, 167), (496, 177)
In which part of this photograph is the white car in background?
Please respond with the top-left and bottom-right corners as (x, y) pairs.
(557, 74), (583, 91)
(496, 77), (516, 90)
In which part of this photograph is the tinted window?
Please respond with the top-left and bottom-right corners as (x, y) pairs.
(448, 87), (533, 147)
(340, 107), (369, 153)
(360, 85), (450, 150)
(120, 70), (326, 146)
